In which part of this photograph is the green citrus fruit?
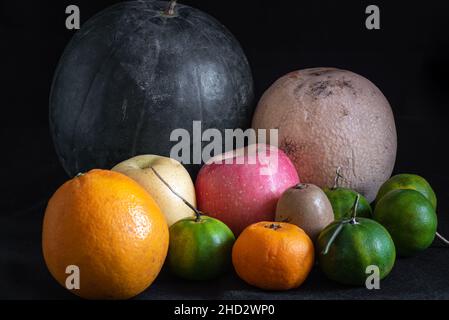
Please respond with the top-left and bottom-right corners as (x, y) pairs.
(317, 217), (396, 285)
(324, 187), (372, 220)
(168, 215), (235, 280)
(373, 189), (437, 257)
(376, 174), (437, 209)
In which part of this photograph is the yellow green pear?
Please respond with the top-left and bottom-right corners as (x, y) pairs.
(112, 155), (196, 226)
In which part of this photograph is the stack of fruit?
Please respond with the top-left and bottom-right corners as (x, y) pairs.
(43, 66), (448, 299)
(43, 1), (447, 299)
(42, 148), (446, 298)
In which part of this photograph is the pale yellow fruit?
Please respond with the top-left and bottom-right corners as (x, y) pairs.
(112, 155), (196, 226)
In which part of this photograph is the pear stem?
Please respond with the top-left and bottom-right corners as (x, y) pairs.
(150, 167), (202, 222)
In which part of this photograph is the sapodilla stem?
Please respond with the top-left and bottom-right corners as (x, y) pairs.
(150, 167), (202, 221)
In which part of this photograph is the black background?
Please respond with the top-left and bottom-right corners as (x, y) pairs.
(1, 0), (449, 299)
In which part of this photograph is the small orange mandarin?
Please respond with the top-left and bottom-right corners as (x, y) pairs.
(42, 169), (169, 299)
(232, 221), (314, 290)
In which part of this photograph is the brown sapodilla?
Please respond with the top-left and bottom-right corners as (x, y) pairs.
(252, 68), (397, 202)
(276, 183), (334, 241)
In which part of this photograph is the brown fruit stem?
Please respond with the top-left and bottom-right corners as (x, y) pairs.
(265, 223), (282, 230)
(350, 194), (360, 224)
(322, 194), (360, 255)
(294, 183), (308, 190)
(164, 0), (178, 15)
(322, 221), (345, 255)
(332, 166), (344, 189)
(150, 167), (203, 222)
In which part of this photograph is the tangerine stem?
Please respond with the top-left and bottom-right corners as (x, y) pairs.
(265, 223), (282, 230)
(350, 194), (360, 223)
(322, 194), (360, 255)
(322, 221), (345, 255)
(150, 167), (203, 221)
(436, 232), (449, 246)
(333, 166), (344, 189)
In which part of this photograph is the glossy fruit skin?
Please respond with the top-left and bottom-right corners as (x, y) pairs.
(317, 218), (396, 286)
(373, 189), (437, 257)
(168, 216), (235, 281)
(376, 174), (437, 209)
(112, 155), (196, 226)
(232, 221), (314, 290)
(196, 144), (299, 236)
(324, 187), (372, 220)
(42, 169), (169, 299)
(50, 1), (254, 178)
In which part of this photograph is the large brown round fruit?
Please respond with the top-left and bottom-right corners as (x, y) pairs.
(252, 68), (397, 202)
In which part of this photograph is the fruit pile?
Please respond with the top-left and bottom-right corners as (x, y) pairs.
(43, 0), (448, 300)
(42, 151), (447, 299)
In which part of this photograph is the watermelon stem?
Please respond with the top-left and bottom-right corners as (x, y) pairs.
(164, 0), (178, 16)
(150, 167), (203, 221)
(436, 232), (449, 246)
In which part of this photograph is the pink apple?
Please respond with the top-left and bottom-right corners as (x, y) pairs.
(195, 144), (300, 235)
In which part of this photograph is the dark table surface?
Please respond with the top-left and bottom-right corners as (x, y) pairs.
(1, 116), (449, 300)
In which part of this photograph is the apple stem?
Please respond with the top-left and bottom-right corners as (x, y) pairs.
(150, 167), (203, 221)
(164, 0), (178, 15)
(436, 232), (449, 246)
(333, 166), (344, 189)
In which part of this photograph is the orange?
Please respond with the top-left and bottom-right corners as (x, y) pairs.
(232, 222), (314, 290)
(42, 169), (169, 299)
